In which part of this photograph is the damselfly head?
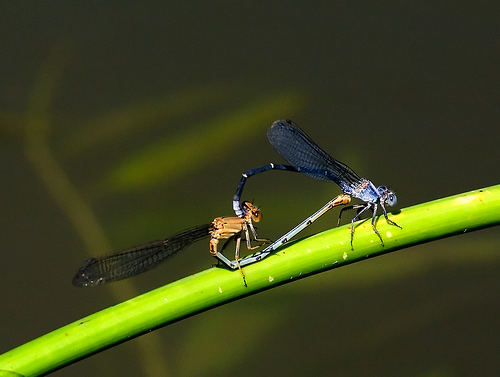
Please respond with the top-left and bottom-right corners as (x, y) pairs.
(377, 186), (397, 206)
(241, 201), (263, 222)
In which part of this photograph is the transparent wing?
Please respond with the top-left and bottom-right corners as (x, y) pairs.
(267, 119), (361, 187)
(72, 225), (210, 287)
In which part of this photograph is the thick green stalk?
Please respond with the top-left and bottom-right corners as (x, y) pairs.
(0, 185), (499, 376)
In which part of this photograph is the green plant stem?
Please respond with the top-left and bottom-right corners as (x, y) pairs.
(1, 185), (499, 376)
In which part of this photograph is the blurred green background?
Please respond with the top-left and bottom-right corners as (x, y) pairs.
(1, 2), (499, 376)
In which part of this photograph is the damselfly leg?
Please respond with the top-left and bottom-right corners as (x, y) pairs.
(209, 201), (270, 286)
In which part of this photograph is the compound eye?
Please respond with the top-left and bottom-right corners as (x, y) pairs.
(252, 210), (263, 222)
(387, 193), (397, 206)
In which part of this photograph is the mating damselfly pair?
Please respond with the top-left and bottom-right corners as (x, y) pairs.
(73, 119), (401, 287)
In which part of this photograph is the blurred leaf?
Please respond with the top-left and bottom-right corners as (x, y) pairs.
(62, 83), (238, 157)
(18, 49), (172, 377)
(103, 90), (303, 192)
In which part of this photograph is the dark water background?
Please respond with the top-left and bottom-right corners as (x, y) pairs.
(1, 2), (499, 376)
